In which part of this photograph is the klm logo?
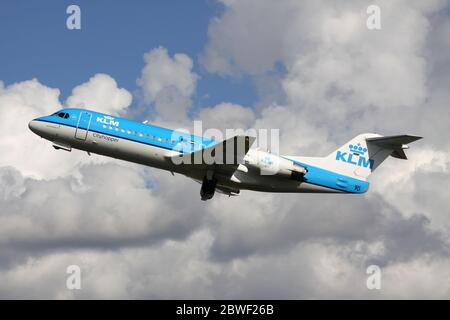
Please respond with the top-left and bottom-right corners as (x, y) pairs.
(96, 116), (119, 127)
(336, 143), (374, 169)
(261, 156), (274, 166)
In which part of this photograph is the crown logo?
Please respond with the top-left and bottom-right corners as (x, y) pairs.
(349, 143), (367, 156)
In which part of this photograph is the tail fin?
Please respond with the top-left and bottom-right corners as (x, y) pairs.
(325, 133), (422, 180)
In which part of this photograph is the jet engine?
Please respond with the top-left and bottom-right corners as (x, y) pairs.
(247, 151), (308, 181)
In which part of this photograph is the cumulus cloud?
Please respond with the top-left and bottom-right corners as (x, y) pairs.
(137, 47), (199, 123)
(1, 232), (448, 299)
(0, 76), (127, 179)
(197, 102), (255, 132)
(195, 0), (450, 299)
(66, 73), (132, 115)
(0, 79), (68, 178)
(0, 164), (205, 253)
(201, 0), (448, 142)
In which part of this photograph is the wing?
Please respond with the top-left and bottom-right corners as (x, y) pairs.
(168, 135), (256, 179)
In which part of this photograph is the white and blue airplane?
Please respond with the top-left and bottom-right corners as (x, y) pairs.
(28, 108), (422, 200)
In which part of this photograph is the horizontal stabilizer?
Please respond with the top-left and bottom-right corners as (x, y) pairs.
(366, 135), (422, 145)
(366, 135), (422, 160)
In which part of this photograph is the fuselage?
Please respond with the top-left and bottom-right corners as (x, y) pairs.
(28, 108), (369, 197)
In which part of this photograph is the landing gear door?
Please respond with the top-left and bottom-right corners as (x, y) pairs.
(75, 111), (92, 141)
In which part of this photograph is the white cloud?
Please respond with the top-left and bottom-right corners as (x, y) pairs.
(66, 73), (132, 115)
(0, 163), (206, 250)
(195, 0), (450, 299)
(200, 0), (450, 160)
(0, 79), (70, 178)
(0, 231), (216, 299)
(138, 47), (197, 103)
(2, 234), (449, 299)
(0, 77), (123, 179)
(137, 47), (199, 122)
(200, 0), (295, 76)
(197, 102), (255, 132)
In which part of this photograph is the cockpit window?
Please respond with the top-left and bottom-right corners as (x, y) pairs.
(56, 112), (70, 119)
(51, 110), (71, 118)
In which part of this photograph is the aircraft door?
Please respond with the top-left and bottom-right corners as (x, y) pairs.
(75, 111), (92, 140)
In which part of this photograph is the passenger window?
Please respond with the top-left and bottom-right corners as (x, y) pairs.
(138, 133), (143, 137)
(127, 130), (131, 134)
(103, 125), (107, 129)
(64, 113), (70, 119)
(121, 129), (125, 133)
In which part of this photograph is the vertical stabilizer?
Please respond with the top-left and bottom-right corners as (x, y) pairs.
(324, 133), (422, 180)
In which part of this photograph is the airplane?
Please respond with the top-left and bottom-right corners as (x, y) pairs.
(28, 108), (422, 200)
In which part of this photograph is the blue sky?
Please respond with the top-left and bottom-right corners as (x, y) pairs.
(0, 0), (256, 109)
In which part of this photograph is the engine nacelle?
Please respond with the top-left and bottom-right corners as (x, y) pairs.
(246, 151), (307, 180)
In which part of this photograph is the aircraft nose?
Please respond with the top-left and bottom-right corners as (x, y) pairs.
(28, 119), (39, 135)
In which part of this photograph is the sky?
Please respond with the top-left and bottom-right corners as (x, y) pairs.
(0, 0), (256, 110)
(0, 0), (450, 299)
